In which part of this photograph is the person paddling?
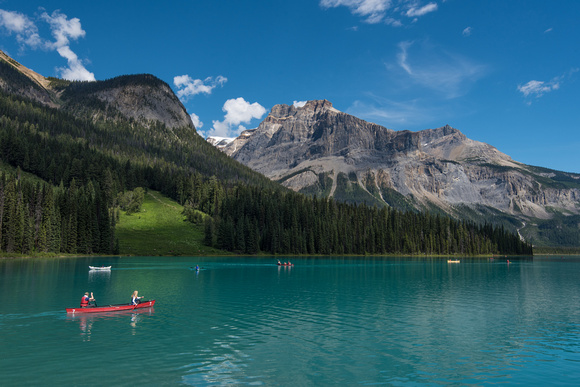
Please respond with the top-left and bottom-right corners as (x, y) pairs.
(80, 292), (96, 308)
(131, 290), (144, 305)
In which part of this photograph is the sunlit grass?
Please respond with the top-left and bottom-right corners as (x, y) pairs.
(116, 190), (227, 256)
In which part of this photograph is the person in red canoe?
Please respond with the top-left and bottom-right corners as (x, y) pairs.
(131, 290), (144, 305)
(80, 292), (96, 308)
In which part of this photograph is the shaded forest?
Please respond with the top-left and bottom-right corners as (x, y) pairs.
(183, 184), (532, 256)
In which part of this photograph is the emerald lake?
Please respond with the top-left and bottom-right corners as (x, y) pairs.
(1, 255), (579, 386)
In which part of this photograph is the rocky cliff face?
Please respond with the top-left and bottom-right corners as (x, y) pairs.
(0, 50), (194, 130)
(66, 74), (194, 130)
(221, 100), (580, 242)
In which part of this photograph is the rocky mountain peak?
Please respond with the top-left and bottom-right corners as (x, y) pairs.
(216, 99), (580, 243)
(0, 51), (193, 130)
(265, 99), (341, 128)
(68, 74), (194, 130)
(298, 99), (338, 113)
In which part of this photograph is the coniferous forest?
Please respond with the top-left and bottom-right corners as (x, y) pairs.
(0, 68), (532, 256)
(186, 184), (531, 256)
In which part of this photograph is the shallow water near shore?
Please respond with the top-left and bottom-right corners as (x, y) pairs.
(1, 255), (579, 385)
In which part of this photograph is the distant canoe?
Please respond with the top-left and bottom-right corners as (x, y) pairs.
(89, 266), (111, 270)
(447, 260), (460, 263)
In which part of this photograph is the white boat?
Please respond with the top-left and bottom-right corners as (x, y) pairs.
(89, 266), (111, 270)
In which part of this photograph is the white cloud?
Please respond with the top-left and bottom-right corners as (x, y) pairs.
(320, 0), (390, 24)
(0, 9), (42, 48)
(544, 27), (553, 34)
(320, 0), (438, 25)
(293, 100), (307, 108)
(406, 2), (438, 17)
(517, 79), (559, 98)
(206, 97), (267, 138)
(518, 69), (579, 101)
(190, 113), (203, 129)
(41, 11), (95, 81)
(394, 40), (486, 99)
(0, 9), (94, 81)
(462, 27), (472, 37)
(173, 75), (227, 100)
(41, 11), (85, 48)
(0, 9), (30, 32)
(57, 47), (94, 81)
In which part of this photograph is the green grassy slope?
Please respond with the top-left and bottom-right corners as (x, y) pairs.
(116, 190), (228, 256)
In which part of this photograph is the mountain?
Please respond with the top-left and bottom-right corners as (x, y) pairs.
(0, 50), (279, 256)
(0, 50), (192, 130)
(0, 50), (275, 188)
(0, 52), (531, 257)
(206, 136), (236, 150)
(218, 100), (580, 247)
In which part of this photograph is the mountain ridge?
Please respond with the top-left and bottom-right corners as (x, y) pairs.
(217, 100), (580, 246)
(0, 49), (278, 191)
(0, 49), (193, 130)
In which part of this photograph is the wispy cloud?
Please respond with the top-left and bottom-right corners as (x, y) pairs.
(394, 40), (486, 99)
(517, 80), (559, 98)
(206, 97), (267, 138)
(347, 97), (433, 126)
(406, 2), (437, 18)
(320, 0), (438, 25)
(0, 8), (94, 81)
(397, 41), (413, 74)
(462, 26), (472, 37)
(517, 69), (578, 101)
(173, 75), (227, 100)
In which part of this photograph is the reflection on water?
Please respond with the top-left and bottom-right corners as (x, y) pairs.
(66, 308), (155, 341)
(88, 268), (111, 282)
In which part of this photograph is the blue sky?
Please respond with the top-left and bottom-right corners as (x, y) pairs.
(0, 1), (579, 173)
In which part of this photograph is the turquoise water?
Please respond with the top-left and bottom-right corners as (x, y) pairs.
(1, 255), (580, 386)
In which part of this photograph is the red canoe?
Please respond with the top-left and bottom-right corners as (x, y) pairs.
(66, 300), (155, 314)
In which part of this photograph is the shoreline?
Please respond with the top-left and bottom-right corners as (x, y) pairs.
(1, 252), (545, 260)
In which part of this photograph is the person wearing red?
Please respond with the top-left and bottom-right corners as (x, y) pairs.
(80, 292), (95, 308)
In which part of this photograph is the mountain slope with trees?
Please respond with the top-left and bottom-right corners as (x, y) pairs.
(0, 51), (531, 256)
(219, 100), (579, 248)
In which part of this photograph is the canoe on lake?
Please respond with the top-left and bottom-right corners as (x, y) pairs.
(66, 300), (155, 314)
(89, 266), (111, 270)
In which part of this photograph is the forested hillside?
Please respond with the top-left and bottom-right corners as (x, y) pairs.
(0, 84), (279, 255)
(0, 53), (532, 256)
(194, 184), (531, 256)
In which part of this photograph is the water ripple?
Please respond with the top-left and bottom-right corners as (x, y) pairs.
(2, 256), (580, 385)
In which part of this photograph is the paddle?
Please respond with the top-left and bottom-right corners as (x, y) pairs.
(131, 296), (144, 307)
(132, 297), (149, 310)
